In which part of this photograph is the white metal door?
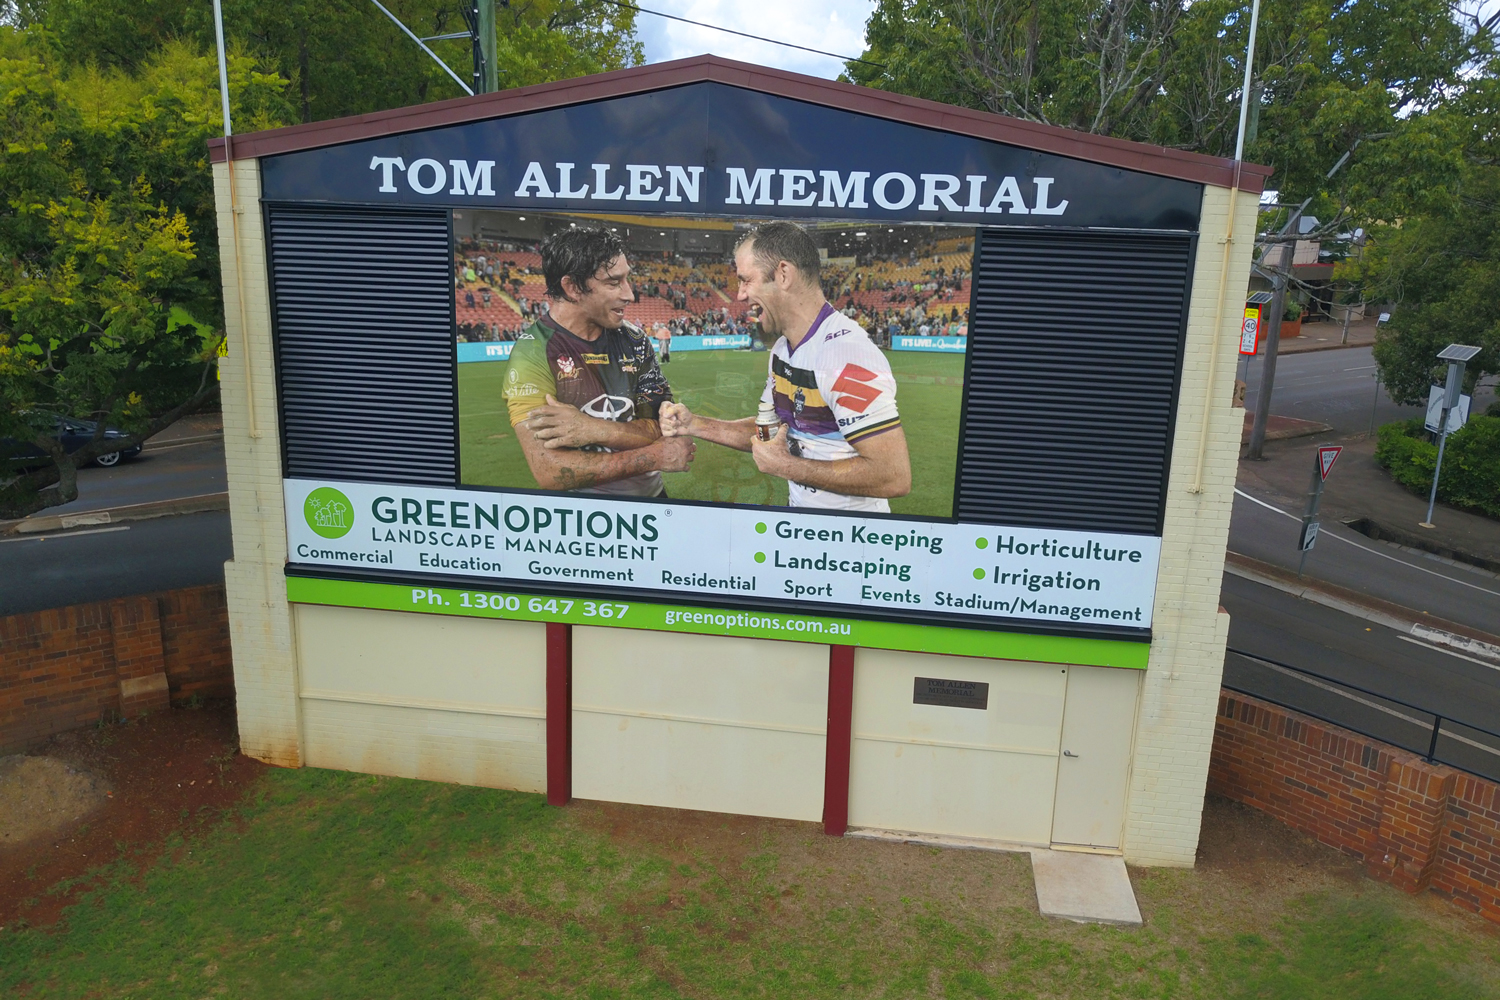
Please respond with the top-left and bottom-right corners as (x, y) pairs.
(1051, 665), (1141, 849)
(848, 649), (1067, 845)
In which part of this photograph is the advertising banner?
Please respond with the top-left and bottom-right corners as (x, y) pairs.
(652, 334), (752, 352)
(287, 478), (1161, 631)
(457, 341), (513, 363)
(892, 335), (967, 353)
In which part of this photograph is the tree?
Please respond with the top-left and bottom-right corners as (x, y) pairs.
(1351, 50), (1500, 406)
(25, 0), (642, 124)
(0, 30), (292, 518)
(847, 0), (1474, 228)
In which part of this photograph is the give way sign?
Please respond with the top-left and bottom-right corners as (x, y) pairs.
(1317, 445), (1343, 481)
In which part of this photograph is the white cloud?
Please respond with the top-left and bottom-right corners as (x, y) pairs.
(632, 0), (876, 80)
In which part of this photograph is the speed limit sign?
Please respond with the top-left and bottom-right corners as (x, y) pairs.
(1239, 312), (1260, 355)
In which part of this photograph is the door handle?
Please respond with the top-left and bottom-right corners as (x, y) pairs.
(1063, 750), (1079, 758)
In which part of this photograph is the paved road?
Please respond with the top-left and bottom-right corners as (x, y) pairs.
(1240, 345), (1497, 435)
(1222, 572), (1500, 782)
(1226, 487), (1500, 638)
(36, 438), (227, 517)
(0, 511), (231, 616)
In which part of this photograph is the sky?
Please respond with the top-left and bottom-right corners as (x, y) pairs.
(630, 0), (878, 79)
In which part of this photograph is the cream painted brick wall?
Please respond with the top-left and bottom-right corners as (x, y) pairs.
(1123, 184), (1260, 866)
(213, 159), (302, 767)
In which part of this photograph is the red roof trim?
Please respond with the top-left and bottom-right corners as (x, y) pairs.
(209, 55), (1272, 193)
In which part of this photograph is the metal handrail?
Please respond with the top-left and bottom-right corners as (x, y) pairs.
(1223, 646), (1500, 773)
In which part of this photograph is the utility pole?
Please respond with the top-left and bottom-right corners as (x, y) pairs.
(478, 0), (498, 93)
(462, 0), (499, 93)
(1245, 201), (1306, 459)
(1245, 136), (1384, 459)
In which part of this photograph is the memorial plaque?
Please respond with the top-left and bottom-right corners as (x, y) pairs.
(913, 677), (990, 710)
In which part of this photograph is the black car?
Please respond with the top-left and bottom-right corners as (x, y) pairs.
(1, 415), (144, 470)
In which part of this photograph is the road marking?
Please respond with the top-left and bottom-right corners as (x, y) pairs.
(0, 525), (131, 543)
(1343, 365), (1376, 371)
(1233, 488), (1500, 598)
(1397, 633), (1500, 671)
(1229, 651), (1500, 759)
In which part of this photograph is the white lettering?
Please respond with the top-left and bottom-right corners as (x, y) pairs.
(725, 167), (776, 205)
(665, 165), (704, 203)
(872, 172), (916, 210)
(556, 162), (589, 198)
(778, 168), (818, 206)
(818, 170), (870, 209)
(514, 161), (554, 198)
(986, 175), (1029, 214)
(369, 156), (406, 193)
(964, 175), (985, 212)
(919, 173), (963, 212)
(407, 158), (446, 195)
(592, 163), (624, 200)
(1033, 177), (1068, 215)
(448, 159), (495, 196)
(626, 164), (663, 201)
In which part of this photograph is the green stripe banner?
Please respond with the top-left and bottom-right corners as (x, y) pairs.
(285, 576), (1149, 669)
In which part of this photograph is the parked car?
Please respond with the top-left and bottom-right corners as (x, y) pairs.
(0, 415), (143, 470)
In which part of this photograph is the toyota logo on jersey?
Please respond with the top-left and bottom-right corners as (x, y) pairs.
(581, 394), (635, 421)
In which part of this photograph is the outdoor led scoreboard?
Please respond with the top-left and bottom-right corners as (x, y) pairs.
(258, 80), (1205, 648)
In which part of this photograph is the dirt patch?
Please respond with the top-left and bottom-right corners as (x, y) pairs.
(0, 702), (267, 929)
(0, 756), (109, 846)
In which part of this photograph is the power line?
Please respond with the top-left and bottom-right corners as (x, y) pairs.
(592, 0), (884, 69)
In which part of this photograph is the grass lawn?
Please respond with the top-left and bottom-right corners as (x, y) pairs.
(5, 765), (1499, 999)
(458, 349), (964, 519)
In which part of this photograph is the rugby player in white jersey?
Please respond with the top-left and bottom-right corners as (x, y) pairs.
(659, 222), (911, 511)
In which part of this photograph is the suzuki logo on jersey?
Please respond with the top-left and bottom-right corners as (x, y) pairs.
(581, 394), (635, 421)
(831, 364), (882, 413)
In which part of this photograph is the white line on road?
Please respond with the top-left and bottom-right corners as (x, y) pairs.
(0, 525), (131, 543)
(1343, 365), (1377, 371)
(1233, 488), (1500, 599)
(1397, 633), (1500, 671)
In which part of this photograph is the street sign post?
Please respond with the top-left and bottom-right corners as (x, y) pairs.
(1239, 307), (1261, 356)
(1297, 444), (1343, 575)
(1421, 344), (1482, 528)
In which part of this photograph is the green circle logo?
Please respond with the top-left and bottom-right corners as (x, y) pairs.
(973, 568), (986, 580)
(755, 522), (768, 534)
(754, 552), (767, 563)
(975, 536), (989, 550)
(305, 487), (354, 539)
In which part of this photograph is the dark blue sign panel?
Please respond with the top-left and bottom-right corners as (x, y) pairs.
(261, 84), (1201, 231)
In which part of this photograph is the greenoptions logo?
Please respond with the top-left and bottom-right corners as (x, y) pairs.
(305, 487), (354, 539)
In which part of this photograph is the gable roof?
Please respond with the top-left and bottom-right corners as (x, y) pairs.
(209, 54), (1271, 193)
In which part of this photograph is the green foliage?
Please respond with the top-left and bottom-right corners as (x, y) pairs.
(848, 0), (1476, 229)
(30, 0), (642, 123)
(0, 28), (292, 516)
(1375, 417), (1500, 519)
(1, 0), (641, 516)
(3, 768), (1499, 997)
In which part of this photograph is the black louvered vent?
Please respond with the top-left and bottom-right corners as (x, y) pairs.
(268, 205), (455, 486)
(956, 228), (1195, 534)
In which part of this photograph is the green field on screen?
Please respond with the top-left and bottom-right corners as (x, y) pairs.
(457, 349), (963, 518)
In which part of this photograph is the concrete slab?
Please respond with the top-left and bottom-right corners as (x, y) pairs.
(1030, 850), (1142, 926)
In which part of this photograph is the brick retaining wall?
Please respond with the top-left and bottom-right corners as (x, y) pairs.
(0, 585), (233, 754)
(1211, 690), (1500, 923)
